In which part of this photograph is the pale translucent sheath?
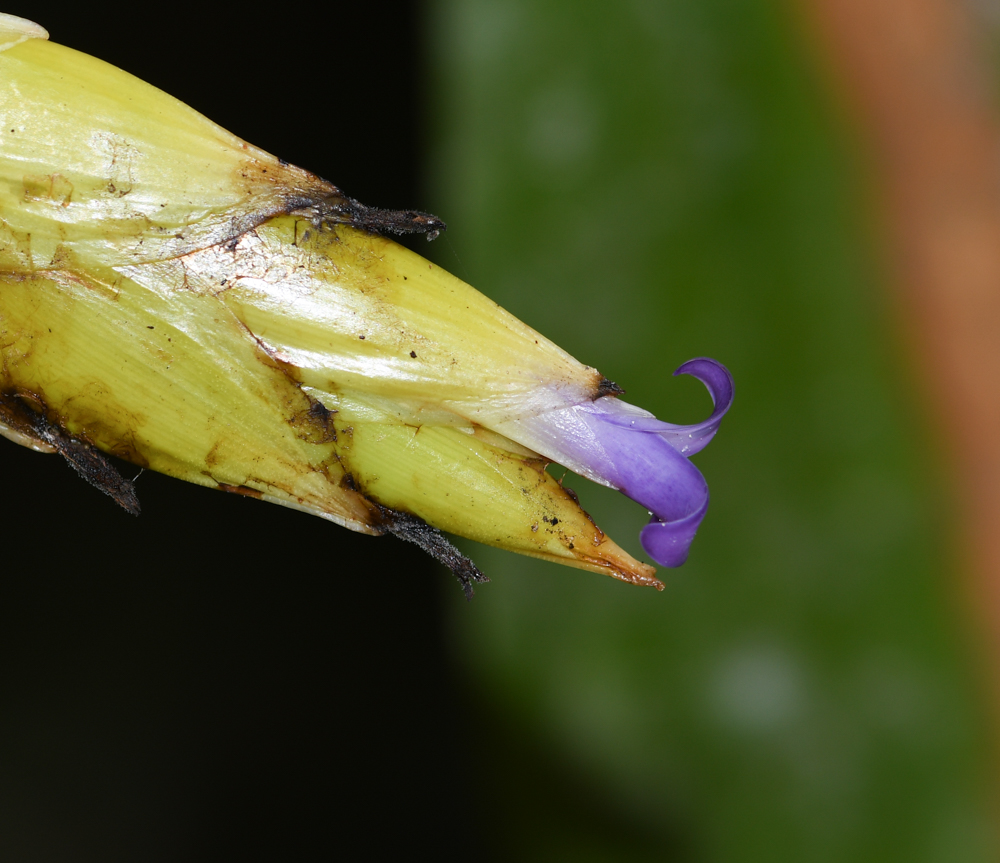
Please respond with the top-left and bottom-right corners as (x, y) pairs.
(0, 15), (674, 588)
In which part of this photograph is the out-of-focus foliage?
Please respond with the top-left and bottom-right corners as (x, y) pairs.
(427, 1), (996, 860)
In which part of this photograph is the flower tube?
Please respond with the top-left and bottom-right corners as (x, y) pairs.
(493, 359), (734, 567)
(0, 14), (732, 593)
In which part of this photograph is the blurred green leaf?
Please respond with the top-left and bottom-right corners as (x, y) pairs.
(427, 0), (996, 860)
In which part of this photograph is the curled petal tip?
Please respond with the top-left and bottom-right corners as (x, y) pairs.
(587, 357), (733, 456)
(673, 357), (734, 409)
(663, 357), (734, 456)
(640, 497), (709, 567)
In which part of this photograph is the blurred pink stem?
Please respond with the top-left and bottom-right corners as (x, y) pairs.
(802, 0), (1000, 713)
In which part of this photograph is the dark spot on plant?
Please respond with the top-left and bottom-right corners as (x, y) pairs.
(597, 377), (625, 397)
(289, 397), (337, 444)
(217, 483), (263, 499)
(371, 503), (488, 600)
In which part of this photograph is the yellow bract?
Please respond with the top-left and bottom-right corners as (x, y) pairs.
(0, 19), (660, 589)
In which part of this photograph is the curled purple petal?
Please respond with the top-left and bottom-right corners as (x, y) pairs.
(595, 357), (734, 455)
(640, 496), (709, 568)
(559, 407), (711, 566)
(494, 357), (733, 568)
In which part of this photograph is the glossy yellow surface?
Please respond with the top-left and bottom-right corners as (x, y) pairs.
(0, 24), (658, 586)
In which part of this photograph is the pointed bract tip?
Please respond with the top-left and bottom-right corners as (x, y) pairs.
(0, 14), (47, 52)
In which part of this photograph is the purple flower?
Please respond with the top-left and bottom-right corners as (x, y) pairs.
(495, 358), (733, 567)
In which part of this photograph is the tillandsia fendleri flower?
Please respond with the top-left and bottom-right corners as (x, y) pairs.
(0, 14), (733, 596)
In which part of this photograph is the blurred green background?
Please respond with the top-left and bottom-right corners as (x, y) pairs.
(425, 1), (996, 859)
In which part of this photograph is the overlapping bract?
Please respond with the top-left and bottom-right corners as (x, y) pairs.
(0, 14), (731, 588)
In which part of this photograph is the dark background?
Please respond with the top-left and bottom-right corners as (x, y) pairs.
(0, 5), (490, 859)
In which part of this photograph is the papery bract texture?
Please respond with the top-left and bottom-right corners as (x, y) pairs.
(0, 16), (733, 591)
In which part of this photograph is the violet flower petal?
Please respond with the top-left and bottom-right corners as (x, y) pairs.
(593, 358), (734, 455)
(557, 403), (712, 567)
(493, 358), (733, 568)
